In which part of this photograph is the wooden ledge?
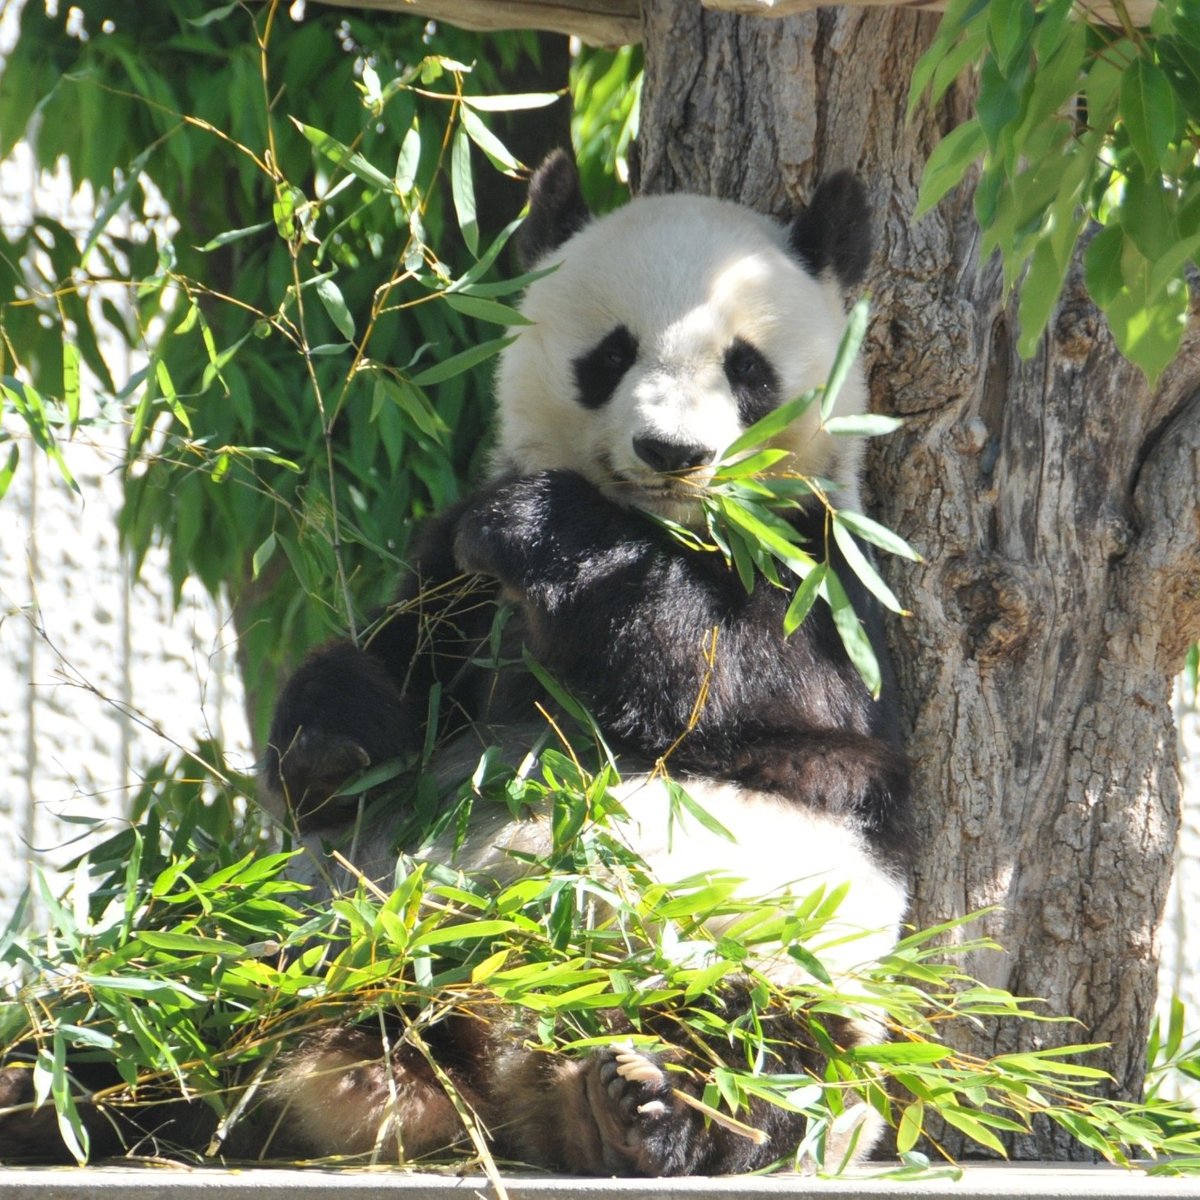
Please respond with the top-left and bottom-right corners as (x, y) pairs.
(1, 1164), (1198, 1200)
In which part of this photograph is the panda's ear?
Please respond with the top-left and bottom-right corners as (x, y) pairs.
(517, 150), (593, 268)
(787, 172), (872, 290)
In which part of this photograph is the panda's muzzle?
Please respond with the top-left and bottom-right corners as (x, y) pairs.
(631, 434), (714, 475)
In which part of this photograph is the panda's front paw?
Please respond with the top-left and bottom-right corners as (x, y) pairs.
(265, 643), (418, 830)
(454, 470), (599, 585)
(581, 1045), (699, 1176)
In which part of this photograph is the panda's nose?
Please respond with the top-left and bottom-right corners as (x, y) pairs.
(632, 435), (713, 474)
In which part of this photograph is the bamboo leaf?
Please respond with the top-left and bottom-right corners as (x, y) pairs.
(443, 293), (532, 326)
(315, 277), (356, 341)
(62, 341), (80, 434)
(783, 562), (827, 637)
(822, 414), (902, 438)
(459, 105), (521, 175)
(897, 1100), (925, 1154)
(832, 518), (905, 614)
(82, 144), (154, 262)
(720, 391), (819, 461)
(834, 510), (921, 561)
(825, 568), (881, 697)
(820, 298), (870, 423)
(461, 93), (560, 112)
(409, 334), (517, 387)
(292, 118), (393, 191)
(450, 125), (478, 256)
(0, 443), (18, 501)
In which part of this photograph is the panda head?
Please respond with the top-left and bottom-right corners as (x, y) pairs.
(491, 151), (873, 523)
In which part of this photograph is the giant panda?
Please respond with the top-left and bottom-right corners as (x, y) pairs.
(256, 150), (912, 1176)
(0, 151), (911, 1173)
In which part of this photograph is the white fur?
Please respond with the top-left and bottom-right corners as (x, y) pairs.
(302, 772), (906, 989)
(492, 194), (868, 521)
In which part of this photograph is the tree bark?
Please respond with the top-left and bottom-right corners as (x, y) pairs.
(638, 0), (1200, 1158)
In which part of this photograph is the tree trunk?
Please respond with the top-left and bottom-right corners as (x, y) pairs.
(637, 0), (1200, 1158)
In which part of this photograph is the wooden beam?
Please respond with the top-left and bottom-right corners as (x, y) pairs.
(311, 0), (1158, 48)
(311, 0), (641, 46)
(700, 0), (1156, 28)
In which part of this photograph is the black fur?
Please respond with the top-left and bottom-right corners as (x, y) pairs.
(724, 337), (782, 427)
(572, 323), (639, 410)
(269, 468), (909, 857)
(515, 148), (592, 268)
(788, 171), (873, 289)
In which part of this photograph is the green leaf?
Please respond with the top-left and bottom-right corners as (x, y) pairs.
(252, 532), (277, 580)
(137, 931), (246, 957)
(62, 341), (80, 434)
(1016, 220), (1076, 358)
(915, 120), (987, 217)
(292, 119), (393, 191)
(395, 124), (422, 194)
(1121, 59), (1178, 175)
(821, 298), (870, 423)
(976, 56), (1023, 152)
(196, 221), (272, 252)
(835, 510), (921, 562)
(50, 1035), (89, 1165)
(825, 568), (881, 697)
(0, 443), (18, 502)
(897, 1100), (925, 1154)
(1084, 223), (1125, 308)
(720, 392), (818, 461)
(666, 780), (737, 843)
(938, 1105), (1009, 1156)
(987, 0), (1033, 77)
(155, 359), (192, 436)
(451, 125), (478, 257)
(443, 294), (533, 326)
(832, 520), (905, 614)
(315, 277), (356, 341)
(459, 105), (521, 175)
(719, 498), (816, 577)
(409, 334), (517, 387)
(1101, 248), (1189, 385)
(409, 919), (520, 951)
(783, 562), (827, 637)
(822, 414), (902, 438)
(187, 2), (241, 25)
(846, 1041), (950, 1064)
(461, 93), (560, 112)
(1159, 37), (1200, 121)
(372, 373), (447, 440)
(82, 144), (155, 263)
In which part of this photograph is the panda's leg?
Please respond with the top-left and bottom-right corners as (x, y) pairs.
(0, 1056), (216, 1162)
(253, 1026), (485, 1164)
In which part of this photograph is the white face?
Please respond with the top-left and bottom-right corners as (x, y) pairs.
(491, 193), (867, 523)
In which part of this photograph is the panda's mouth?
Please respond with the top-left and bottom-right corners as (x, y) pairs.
(604, 472), (707, 520)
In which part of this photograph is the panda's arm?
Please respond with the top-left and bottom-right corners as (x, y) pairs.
(454, 470), (796, 755)
(265, 502), (501, 829)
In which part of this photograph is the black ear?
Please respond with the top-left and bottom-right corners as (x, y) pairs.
(788, 172), (872, 289)
(516, 149), (593, 268)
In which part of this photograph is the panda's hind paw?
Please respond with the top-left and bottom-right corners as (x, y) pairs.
(584, 1044), (696, 1175)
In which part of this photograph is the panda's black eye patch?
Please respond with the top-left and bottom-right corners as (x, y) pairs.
(572, 325), (638, 410)
(724, 338), (780, 427)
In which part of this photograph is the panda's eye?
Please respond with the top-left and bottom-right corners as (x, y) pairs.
(724, 337), (780, 426)
(726, 343), (762, 381)
(572, 325), (639, 410)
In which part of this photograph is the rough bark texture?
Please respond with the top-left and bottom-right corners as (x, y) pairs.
(638, 0), (1200, 1158)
